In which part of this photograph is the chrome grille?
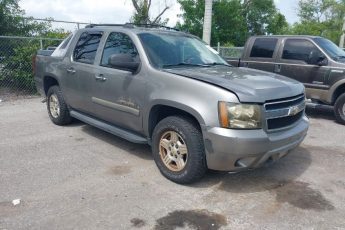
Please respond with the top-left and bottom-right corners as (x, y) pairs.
(264, 94), (305, 130)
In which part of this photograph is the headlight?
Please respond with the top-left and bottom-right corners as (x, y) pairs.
(218, 102), (262, 129)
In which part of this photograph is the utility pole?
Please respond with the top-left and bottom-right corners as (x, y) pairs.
(340, 19), (345, 48)
(202, 0), (213, 45)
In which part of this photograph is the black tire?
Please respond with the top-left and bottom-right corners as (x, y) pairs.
(47, 85), (72, 126)
(334, 92), (345, 125)
(152, 116), (207, 184)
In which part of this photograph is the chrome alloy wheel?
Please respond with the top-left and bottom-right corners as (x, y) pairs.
(159, 131), (188, 172)
(49, 94), (60, 118)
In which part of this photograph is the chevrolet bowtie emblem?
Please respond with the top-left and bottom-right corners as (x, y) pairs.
(288, 105), (301, 116)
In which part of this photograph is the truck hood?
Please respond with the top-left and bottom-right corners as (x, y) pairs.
(164, 66), (305, 103)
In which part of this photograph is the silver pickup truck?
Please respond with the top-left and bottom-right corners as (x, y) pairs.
(34, 24), (309, 184)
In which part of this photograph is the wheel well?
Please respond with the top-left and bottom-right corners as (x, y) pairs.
(44, 76), (59, 95)
(332, 84), (345, 104)
(148, 105), (201, 138)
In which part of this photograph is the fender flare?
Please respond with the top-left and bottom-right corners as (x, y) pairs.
(327, 79), (345, 103)
(143, 99), (207, 137)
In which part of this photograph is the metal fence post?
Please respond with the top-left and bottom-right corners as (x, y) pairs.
(39, 39), (43, 50)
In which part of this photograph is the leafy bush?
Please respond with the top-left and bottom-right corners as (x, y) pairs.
(1, 38), (62, 92)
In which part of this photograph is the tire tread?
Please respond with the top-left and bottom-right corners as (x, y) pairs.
(334, 93), (345, 125)
(47, 85), (72, 126)
(152, 115), (206, 184)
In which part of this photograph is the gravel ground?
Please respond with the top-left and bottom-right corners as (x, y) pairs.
(0, 98), (344, 230)
(0, 88), (38, 102)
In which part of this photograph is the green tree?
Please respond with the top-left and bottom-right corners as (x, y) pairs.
(176, 0), (205, 38)
(0, 0), (24, 35)
(291, 0), (345, 44)
(242, 0), (289, 35)
(0, 0), (67, 92)
(0, 0), (50, 36)
(243, 0), (276, 35)
(266, 12), (290, 35)
(177, 0), (288, 46)
(212, 0), (248, 46)
(177, 0), (248, 46)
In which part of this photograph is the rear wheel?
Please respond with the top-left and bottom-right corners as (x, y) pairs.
(152, 116), (207, 184)
(334, 93), (345, 125)
(47, 85), (72, 125)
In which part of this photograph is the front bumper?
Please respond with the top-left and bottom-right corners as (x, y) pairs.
(203, 116), (309, 171)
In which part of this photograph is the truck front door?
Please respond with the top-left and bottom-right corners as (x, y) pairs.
(91, 32), (145, 133)
(276, 38), (329, 89)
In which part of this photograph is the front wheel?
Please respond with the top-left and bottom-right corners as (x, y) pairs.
(47, 85), (72, 126)
(334, 93), (345, 125)
(152, 116), (207, 184)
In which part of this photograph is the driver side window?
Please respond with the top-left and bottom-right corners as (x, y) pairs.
(282, 39), (321, 64)
(101, 32), (139, 67)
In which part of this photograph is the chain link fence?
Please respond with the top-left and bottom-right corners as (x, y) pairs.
(0, 36), (63, 101)
(216, 46), (244, 58)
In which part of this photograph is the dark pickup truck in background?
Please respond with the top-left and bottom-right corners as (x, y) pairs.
(227, 35), (345, 124)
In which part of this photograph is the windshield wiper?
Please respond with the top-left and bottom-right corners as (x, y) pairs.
(162, 63), (211, 68)
(336, 55), (345, 60)
(204, 62), (231, 66)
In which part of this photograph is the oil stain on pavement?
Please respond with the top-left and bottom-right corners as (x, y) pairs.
(154, 209), (227, 230)
(0, 200), (23, 217)
(273, 181), (335, 211)
(130, 218), (146, 228)
(74, 137), (85, 142)
(109, 165), (131, 175)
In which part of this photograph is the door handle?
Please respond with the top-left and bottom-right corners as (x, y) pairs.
(95, 74), (107, 82)
(274, 64), (281, 73)
(66, 67), (76, 74)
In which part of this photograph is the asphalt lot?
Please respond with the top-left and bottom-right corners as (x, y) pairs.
(0, 98), (344, 230)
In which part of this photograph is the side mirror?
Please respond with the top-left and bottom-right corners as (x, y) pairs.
(308, 50), (327, 66)
(108, 53), (140, 72)
(317, 57), (328, 66)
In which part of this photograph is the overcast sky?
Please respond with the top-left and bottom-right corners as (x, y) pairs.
(19, 0), (300, 31)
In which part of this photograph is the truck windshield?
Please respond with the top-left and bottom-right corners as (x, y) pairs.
(314, 37), (345, 61)
(138, 32), (228, 68)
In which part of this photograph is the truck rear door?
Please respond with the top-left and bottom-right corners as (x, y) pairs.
(240, 37), (278, 73)
(66, 31), (104, 113)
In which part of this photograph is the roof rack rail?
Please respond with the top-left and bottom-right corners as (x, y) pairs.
(133, 24), (179, 31)
(85, 23), (132, 28)
(85, 23), (179, 31)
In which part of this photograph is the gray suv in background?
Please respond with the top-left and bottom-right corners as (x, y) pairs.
(34, 24), (309, 184)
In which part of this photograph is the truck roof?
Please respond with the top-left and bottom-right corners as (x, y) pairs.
(250, 35), (322, 39)
(79, 23), (192, 37)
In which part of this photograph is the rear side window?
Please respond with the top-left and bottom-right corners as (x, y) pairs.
(101, 32), (139, 67)
(282, 39), (318, 63)
(73, 32), (103, 64)
(51, 33), (74, 57)
(60, 34), (72, 49)
(250, 38), (278, 58)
